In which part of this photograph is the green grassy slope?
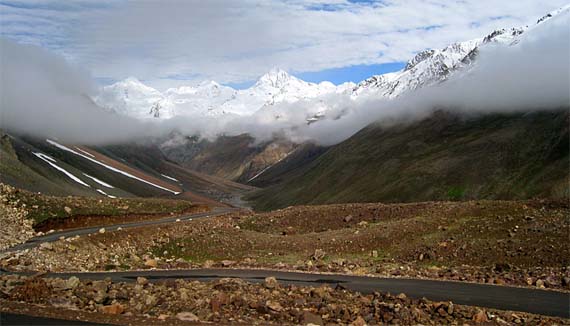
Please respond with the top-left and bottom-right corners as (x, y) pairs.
(247, 110), (569, 211)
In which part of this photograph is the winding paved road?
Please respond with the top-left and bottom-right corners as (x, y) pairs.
(2, 207), (236, 253)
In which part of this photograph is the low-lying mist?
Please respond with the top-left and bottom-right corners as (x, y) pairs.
(1, 11), (568, 147)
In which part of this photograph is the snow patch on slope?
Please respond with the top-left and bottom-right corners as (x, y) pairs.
(47, 139), (180, 195)
(33, 152), (91, 187)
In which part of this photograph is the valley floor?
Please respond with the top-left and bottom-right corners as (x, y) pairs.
(0, 196), (569, 325)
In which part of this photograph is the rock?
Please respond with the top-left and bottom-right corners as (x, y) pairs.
(371, 250), (378, 258)
(100, 303), (124, 315)
(494, 263), (511, 272)
(144, 259), (157, 268)
(343, 215), (353, 223)
(536, 279), (545, 288)
(64, 206), (72, 214)
(92, 281), (109, 303)
(136, 277), (148, 286)
(98, 228), (105, 234)
(264, 276), (279, 289)
(220, 260), (236, 267)
(40, 242), (54, 251)
(301, 311), (323, 326)
(65, 276), (81, 290)
(312, 249), (326, 261)
(472, 310), (488, 323)
(358, 221), (368, 227)
(351, 316), (366, 326)
(203, 260), (215, 268)
(396, 293), (407, 300)
(562, 277), (570, 287)
(312, 286), (330, 300)
(158, 314), (169, 320)
(176, 312), (199, 322)
(266, 300), (283, 312)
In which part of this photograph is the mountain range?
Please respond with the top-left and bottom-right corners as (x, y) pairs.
(93, 6), (566, 122)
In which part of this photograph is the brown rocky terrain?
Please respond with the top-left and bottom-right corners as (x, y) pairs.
(1, 274), (568, 325)
(2, 200), (568, 292)
(0, 184), (35, 250)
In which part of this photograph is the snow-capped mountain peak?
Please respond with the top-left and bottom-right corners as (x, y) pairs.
(93, 6), (569, 121)
(255, 68), (300, 89)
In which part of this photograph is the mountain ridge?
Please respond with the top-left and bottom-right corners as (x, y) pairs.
(93, 5), (569, 121)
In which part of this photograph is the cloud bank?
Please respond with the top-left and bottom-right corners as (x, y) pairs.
(0, 38), (158, 144)
(0, 9), (568, 147)
(1, 0), (568, 89)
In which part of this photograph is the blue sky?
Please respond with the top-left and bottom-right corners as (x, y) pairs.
(1, 0), (567, 90)
(227, 62), (406, 89)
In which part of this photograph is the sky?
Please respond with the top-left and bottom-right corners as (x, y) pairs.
(0, 7), (568, 146)
(0, 0), (568, 90)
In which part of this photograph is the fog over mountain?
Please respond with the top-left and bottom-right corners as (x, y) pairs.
(0, 7), (568, 145)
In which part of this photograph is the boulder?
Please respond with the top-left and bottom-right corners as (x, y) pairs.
(100, 303), (124, 315)
(301, 311), (323, 326)
(176, 312), (199, 322)
(263, 276), (279, 289)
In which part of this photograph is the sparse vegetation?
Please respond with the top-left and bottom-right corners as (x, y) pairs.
(0, 183), (199, 227)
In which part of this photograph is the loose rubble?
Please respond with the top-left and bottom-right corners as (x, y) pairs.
(0, 184), (35, 250)
(1, 275), (568, 325)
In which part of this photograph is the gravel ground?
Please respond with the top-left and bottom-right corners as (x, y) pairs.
(1, 274), (568, 325)
(0, 184), (35, 250)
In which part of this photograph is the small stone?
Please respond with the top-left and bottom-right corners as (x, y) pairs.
(396, 293), (407, 300)
(65, 276), (81, 290)
(136, 277), (148, 285)
(371, 250), (378, 258)
(562, 277), (570, 287)
(98, 228), (106, 234)
(343, 215), (353, 223)
(40, 242), (54, 251)
(100, 303), (124, 315)
(472, 310), (488, 323)
(266, 300), (283, 312)
(176, 312), (199, 322)
(220, 260), (236, 267)
(536, 279), (545, 288)
(301, 311), (323, 326)
(351, 316), (366, 326)
(263, 276), (279, 289)
(144, 259), (157, 268)
(158, 314), (169, 320)
(64, 206), (72, 214)
(312, 249), (326, 260)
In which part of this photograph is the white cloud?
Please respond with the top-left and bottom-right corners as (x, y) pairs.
(0, 10), (568, 148)
(1, 0), (568, 89)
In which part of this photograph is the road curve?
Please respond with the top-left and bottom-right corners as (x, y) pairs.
(2, 207), (236, 253)
(3, 268), (568, 318)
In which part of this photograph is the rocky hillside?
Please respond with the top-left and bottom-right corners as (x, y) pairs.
(160, 133), (297, 183)
(0, 131), (252, 206)
(247, 110), (569, 210)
